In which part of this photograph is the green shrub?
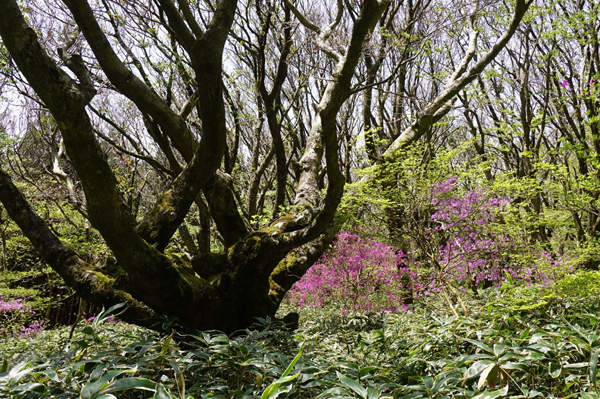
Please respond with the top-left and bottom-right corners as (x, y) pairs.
(3, 289), (600, 398)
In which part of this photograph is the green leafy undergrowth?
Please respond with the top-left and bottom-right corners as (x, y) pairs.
(3, 291), (600, 398)
(494, 270), (600, 317)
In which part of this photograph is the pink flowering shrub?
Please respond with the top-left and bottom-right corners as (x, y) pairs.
(286, 177), (573, 314)
(422, 177), (571, 290)
(285, 232), (415, 313)
(18, 319), (46, 338)
(426, 177), (515, 288)
(0, 297), (46, 338)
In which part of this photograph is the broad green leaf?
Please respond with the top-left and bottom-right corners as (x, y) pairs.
(81, 325), (95, 335)
(281, 342), (305, 378)
(471, 384), (508, 399)
(318, 386), (352, 398)
(591, 349), (599, 386)
(465, 360), (495, 379)
(154, 383), (173, 399)
(358, 366), (377, 378)
(520, 329), (531, 340)
(464, 338), (494, 355)
(498, 351), (518, 362)
(478, 364), (499, 390)
(459, 353), (495, 364)
(211, 336), (230, 344)
(493, 342), (506, 357)
(528, 333), (546, 344)
(422, 376), (434, 389)
(337, 373), (367, 398)
(549, 361), (561, 378)
(35, 368), (59, 382)
(13, 382), (48, 394)
(366, 386), (381, 399)
(261, 374), (300, 399)
(99, 377), (156, 395)
(432, 376), (452, 394)
(103, 302), (126, 316)
(89, 364), (107, 383)
(260, 343), (304, 399)
(526, 389), (544, 397)
(7, 362), (37, 382)
(81, 369), (127, 399)
(502, 362), (529, 372)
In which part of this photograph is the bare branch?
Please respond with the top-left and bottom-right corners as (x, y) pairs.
(177, 0), (204, 38)
(282, 0), (320, 32)
(384, 0), (533, 159)
(283, 0), (342, 61)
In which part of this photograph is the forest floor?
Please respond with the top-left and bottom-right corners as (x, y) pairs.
(2, 282), (600, 398)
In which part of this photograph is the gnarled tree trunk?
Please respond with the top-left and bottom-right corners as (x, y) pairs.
(0, 0), (390, 333)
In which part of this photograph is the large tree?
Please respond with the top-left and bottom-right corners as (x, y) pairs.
(0, 0), (531, 333)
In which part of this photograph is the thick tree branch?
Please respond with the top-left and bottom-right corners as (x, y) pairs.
(257, 5), (292, 215)
(155, 0), (198, 50)
(203, 171), (251, 247)
(63, 0), (197, 159)
(0, 167), (156, 329)
(268, 223), (340, 304)
(383, 0), (533, 159)
(64, 0), (240, 249)
(283, 0), (342, 62)
(136, 0), (238, 249)
(177, 0), (204, 38)
(282, 0), (319, 32)
(195, 1), (394, 302)
(294, 0), (391, 220)
(0, 0), (225, 331)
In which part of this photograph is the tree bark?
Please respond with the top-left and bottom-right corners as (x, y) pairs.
(383, 0), (533, 159)
(0, 0), (392, 334)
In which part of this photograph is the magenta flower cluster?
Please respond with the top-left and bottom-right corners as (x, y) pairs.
(285, 232), (414, 314)
(425, 177), (570, 288)
(428, 178), (515, 286)
(0, 297), (28, 312)
(0, 296), (46, 338)
(286, 177), (571, 313)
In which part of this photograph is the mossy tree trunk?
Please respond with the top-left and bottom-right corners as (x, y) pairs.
(0, 0), (531, 333)
(0, 0), (390, 333)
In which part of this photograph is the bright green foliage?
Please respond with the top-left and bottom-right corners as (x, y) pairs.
(0, 177), (113, 330)
(3, 289), (600, 398)
(343, 142), (582, 315)
(549, 270), (600, 300)
(496, 269), (600, 316)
